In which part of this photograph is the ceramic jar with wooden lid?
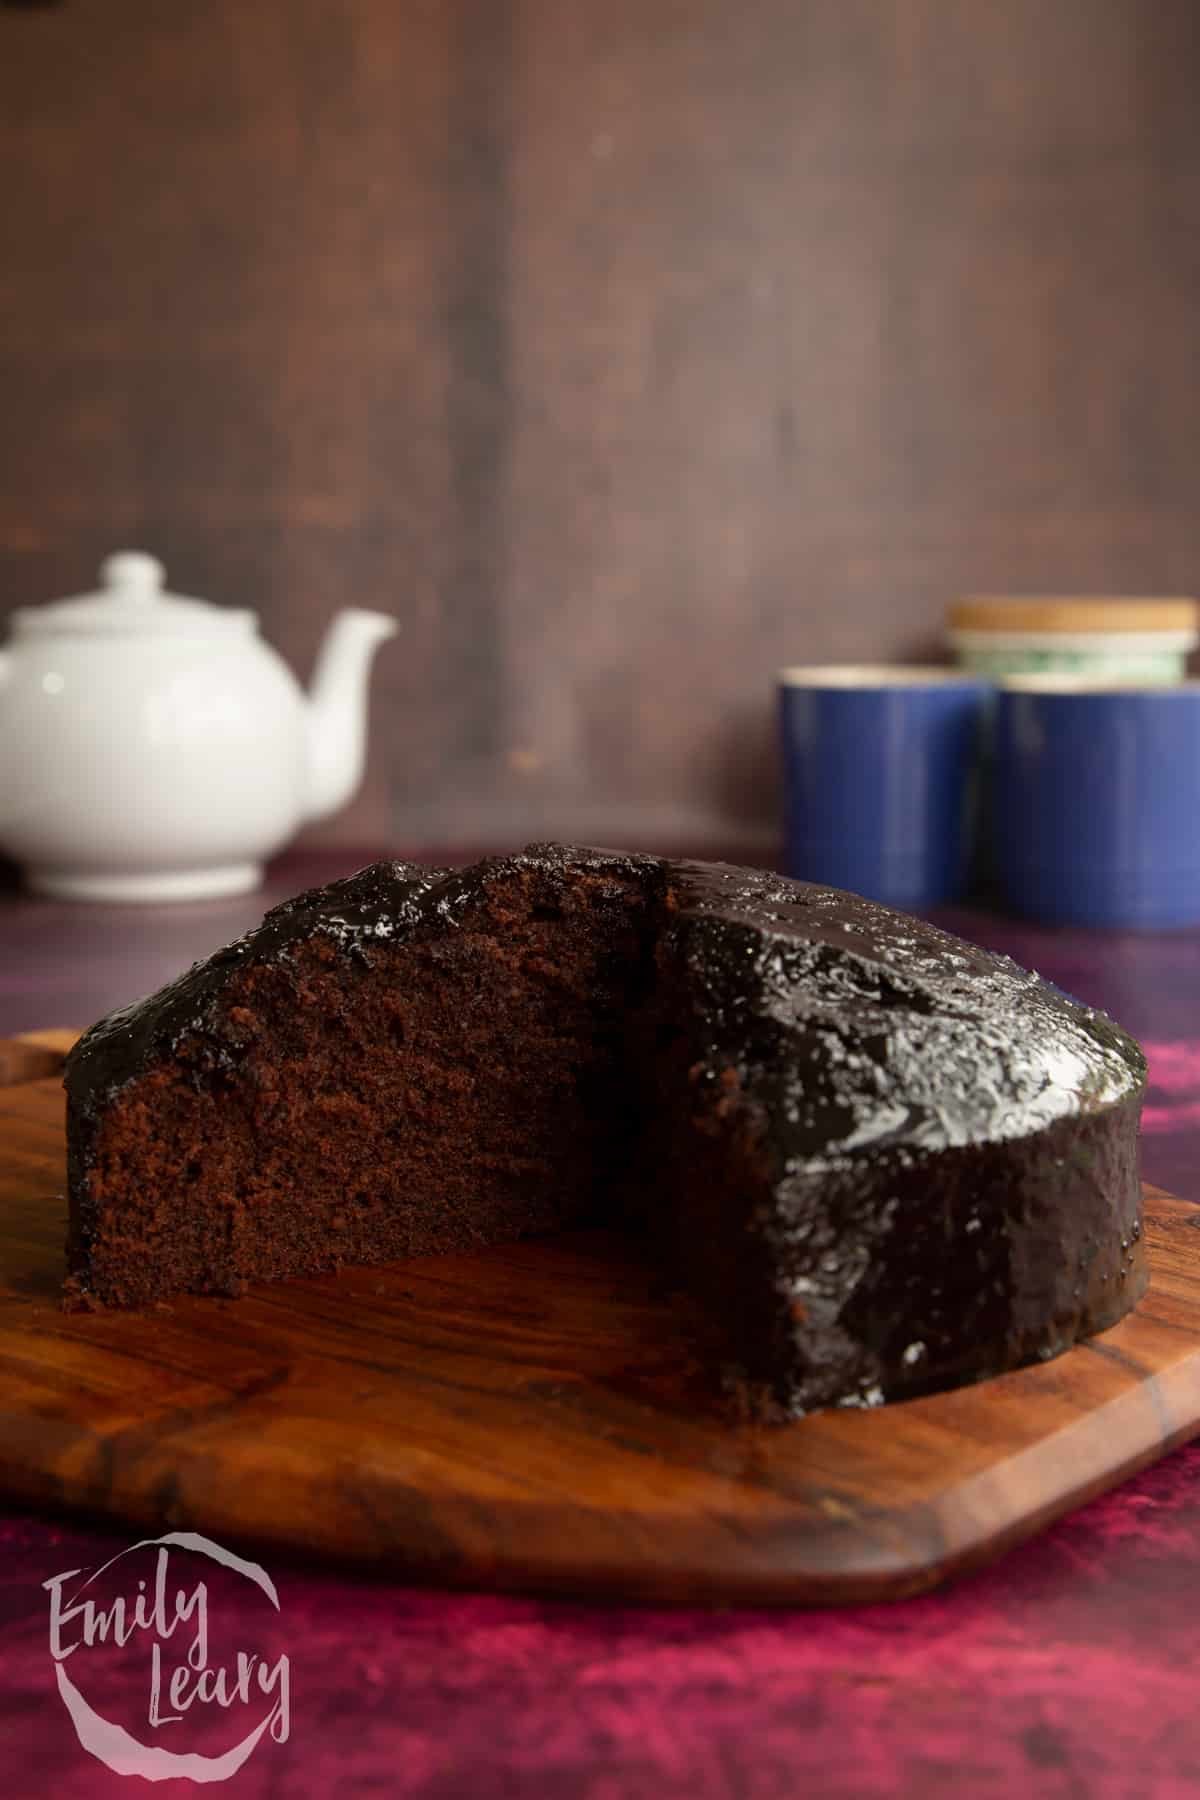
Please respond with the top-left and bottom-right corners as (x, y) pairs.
(948, 597), (1198, 683)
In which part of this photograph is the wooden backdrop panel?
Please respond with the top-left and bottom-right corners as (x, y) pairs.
(1, 0), (1198, 849)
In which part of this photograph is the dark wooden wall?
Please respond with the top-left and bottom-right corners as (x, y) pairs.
(2, 0), (1199, 851)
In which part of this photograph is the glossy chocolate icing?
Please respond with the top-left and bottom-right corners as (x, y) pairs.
(65, 845), (1148, 1414)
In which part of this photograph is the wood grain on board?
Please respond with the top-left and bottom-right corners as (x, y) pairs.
(0, 1042), (1197, 1606)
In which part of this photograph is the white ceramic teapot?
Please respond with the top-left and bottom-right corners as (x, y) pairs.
(0, 552), (397, 901)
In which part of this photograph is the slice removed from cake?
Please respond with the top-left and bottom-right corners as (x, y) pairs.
(64, 845), (1148, 1416)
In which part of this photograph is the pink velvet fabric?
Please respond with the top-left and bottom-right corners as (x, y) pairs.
(1, 857), (1198, 1797)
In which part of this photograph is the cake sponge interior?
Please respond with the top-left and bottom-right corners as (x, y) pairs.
(73, 861), (683, 1306)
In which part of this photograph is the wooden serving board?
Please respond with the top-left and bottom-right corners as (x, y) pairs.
(3, 1031), (1200, 1608)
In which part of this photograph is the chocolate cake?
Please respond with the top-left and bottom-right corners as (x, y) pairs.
(64, 846), (1148, 1415)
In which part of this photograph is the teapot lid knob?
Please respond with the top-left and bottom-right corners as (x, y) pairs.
(99, 551), (165, 603)
(9, 550), (259, 642)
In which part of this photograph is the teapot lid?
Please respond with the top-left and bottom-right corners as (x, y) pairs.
(12, 552), (257, 639)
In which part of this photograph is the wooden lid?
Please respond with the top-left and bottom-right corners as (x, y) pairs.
(949, 597), (1199, 634)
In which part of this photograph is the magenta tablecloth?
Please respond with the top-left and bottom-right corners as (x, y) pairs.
(2, 853), (1199, 1799)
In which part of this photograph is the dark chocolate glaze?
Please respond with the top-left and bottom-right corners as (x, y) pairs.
(64, 845), (1148, 1414)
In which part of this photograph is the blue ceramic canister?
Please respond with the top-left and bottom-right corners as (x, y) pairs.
(994, 675), (1200, 928)
(778, 665), (989, 909)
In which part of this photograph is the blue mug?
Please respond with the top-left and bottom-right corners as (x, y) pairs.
(778, 666), (989, 908)
(994, 676), (1200, 928)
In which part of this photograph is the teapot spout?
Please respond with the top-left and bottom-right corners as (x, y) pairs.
(304, 609), (397, 824)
